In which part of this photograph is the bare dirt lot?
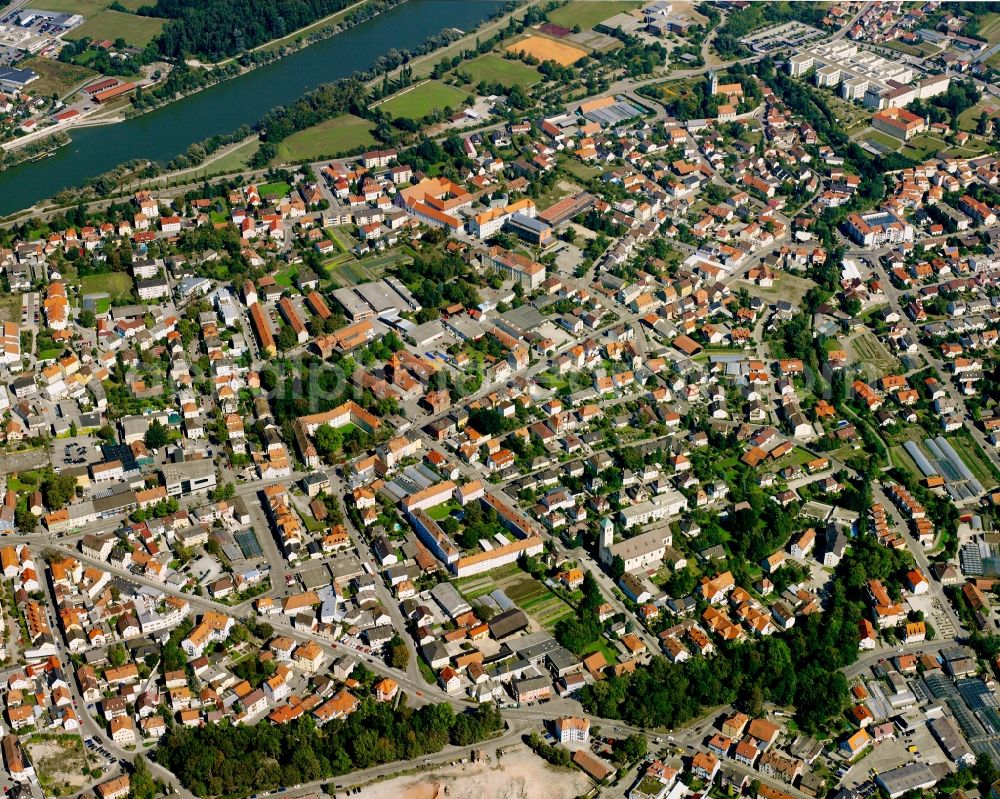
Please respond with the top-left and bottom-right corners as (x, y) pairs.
(27, 735), (95, 797)
(358, 746), (590, 799)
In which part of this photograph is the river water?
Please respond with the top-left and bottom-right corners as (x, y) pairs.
(0, 0), (503, 215)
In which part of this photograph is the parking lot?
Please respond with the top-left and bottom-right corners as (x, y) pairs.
(906, 593), (958, 641)
(840, 722), (941, 786)
(83, 736), (123, 769)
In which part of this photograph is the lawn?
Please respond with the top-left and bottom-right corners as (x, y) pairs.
(957, 99), (999, 132)
(298, 510), (325, 533)
(562, 158), (604, 181)
(378, 81), (470, 121)
(862, 129), (902, 152)
(274, 268), (297, 287)
(20, 57), (97, 99)
(901, 134), (946, 161)
(207, 137), (260, 174)
(546, 0), (643, 30)
(427, 500), (460, 521)
(580, 637), (619, 665)
(258, 181), (292, 199)
(737, 272), (816, 308)
(80, 272), (133, 300)
(460, 54), (540, 88)
(275, 114), (376, 162)
(882, 39), (939, 58)
(72, 9), (167, 47)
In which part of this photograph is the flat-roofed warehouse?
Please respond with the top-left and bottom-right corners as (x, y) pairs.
(332, 287), (374, 321)
(353, 281), (411, 315)
(875, 763), (940, 799)
(928, 716), (975, 766)
(583, 100), (644, 126)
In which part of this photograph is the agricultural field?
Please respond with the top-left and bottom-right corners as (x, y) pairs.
(72, 9), (167, 47)
(890, 443), (924, 482)
(977, 12), (1000, 44)
(21, 57), (97, 99)
(459, 570), (574, 630)
(505, 35), (587, 66)
(378, 81), (470, 121)
(459, 54), (541, 88)
(330, 252), (398, 287)
(848, 332), (899, 374)
(32, 0), (109, 14)
(948, 435), (999, 491)
(275, 114), (376, 162)
(79, 272), (133, 300)
(546, 0), (643, 30)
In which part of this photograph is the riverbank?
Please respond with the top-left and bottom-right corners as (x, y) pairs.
(0, 0), (506, 213)
(0, 0), (403, 159)
(191, 0), (376, 68)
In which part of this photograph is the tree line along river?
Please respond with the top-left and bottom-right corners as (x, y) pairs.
(0, 0), (504, 216)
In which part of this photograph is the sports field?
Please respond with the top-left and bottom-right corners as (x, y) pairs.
(546, 0), (643, 30)
(275, 114), (376, 162)
(80, 272), (133, 300)
(73, 9), (167, 47)
(506, 35), (587, 66)
(461, 54), (541, 88)
(378, 81), (470, 120)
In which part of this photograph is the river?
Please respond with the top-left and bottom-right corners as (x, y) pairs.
(0, 0), (504, 216)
